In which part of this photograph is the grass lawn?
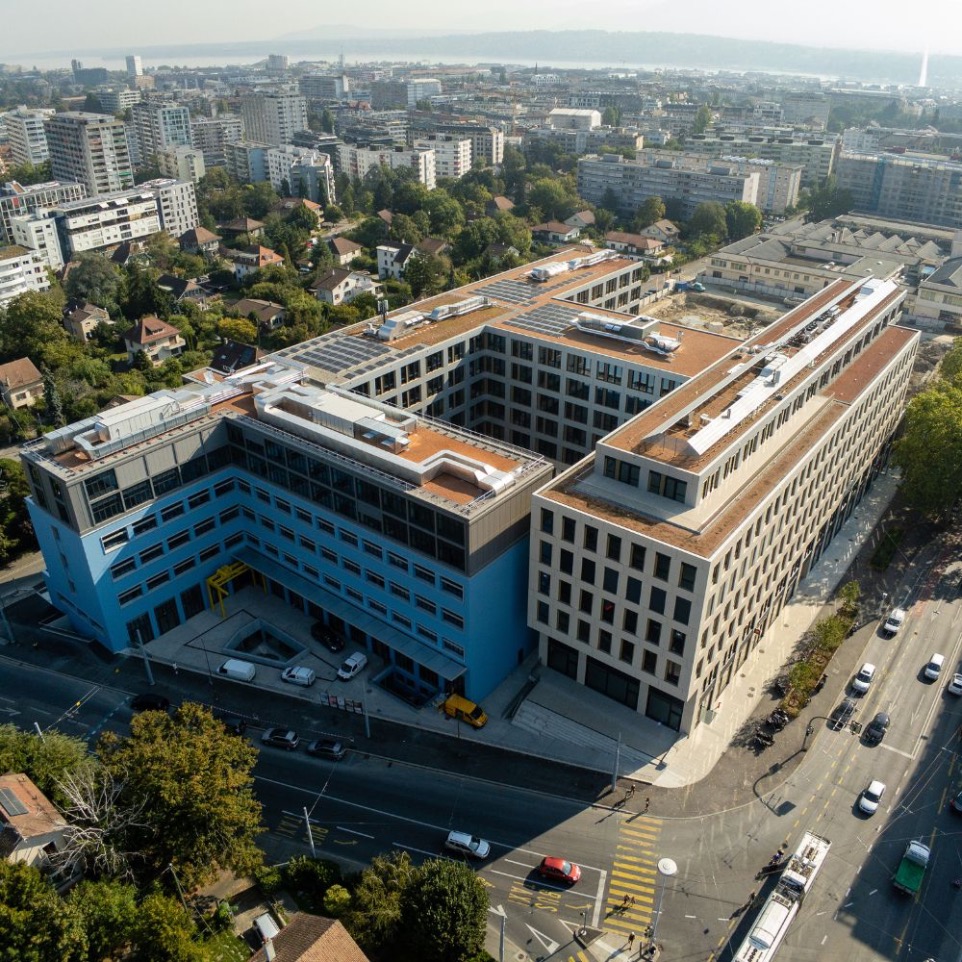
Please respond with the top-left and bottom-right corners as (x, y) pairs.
(203, 930), (250, 962)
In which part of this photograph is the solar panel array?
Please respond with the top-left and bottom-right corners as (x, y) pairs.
(0, 786), (27, 817)
(506, 302), (581, 337)
(475, 278), (539, 305)
(292, 335), (393, 375)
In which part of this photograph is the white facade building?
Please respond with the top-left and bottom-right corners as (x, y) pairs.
(190, 116), (243, 167)
(0, 179), (86, 245)
(0, 245), (51, 306)
(412, 135), (472, 180)
(45, 112), (134, 197)
(3, 107), (53, 167)
(157, 145), (206, 183)
(138, 178), (199, 239)
(241, 93), (308, 147)
(54, 189), (161, 255)
(130, 101), (191, 166)
(337, 143), (436, 190)
(9, 212), (63, 270)
(126, 55), (143, 78)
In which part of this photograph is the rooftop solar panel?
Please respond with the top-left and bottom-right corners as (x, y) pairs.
(0, 786), (27, 817)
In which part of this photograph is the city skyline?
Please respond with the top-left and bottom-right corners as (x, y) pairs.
(0, 0), (956, 64)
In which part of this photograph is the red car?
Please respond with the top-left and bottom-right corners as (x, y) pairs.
(538, 857), (581, 885)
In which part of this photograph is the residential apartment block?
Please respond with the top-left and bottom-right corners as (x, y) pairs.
(835, 150), (962, 230)
(9, 212), (63, 271)
(0, 245), (51, 306)
(412, 134), (472, 180)
(190, 116), (243, 167)
(371, 79), (442, 109)
(241, 93), (308, 147)
(53, 189), (161, 256)
(578, 152), (760, 219)
(337, 143), (437, 190)
(531, 277), (914, 732)
(157, 145), (206, 184)
(130, 101), (191, 165)
(0, 180), (85, 245)
(3, 106), (53, 167)
(429, 123), (504, 166)
(299, 74), (350, 100)
(45, 112), (134, 197)
(96, 88), (143, 114)
(137, 178), (199, 240)
(265, 146), (335, 204)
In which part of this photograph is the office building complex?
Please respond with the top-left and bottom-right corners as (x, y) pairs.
(45, 112), (134, 196)
(299, 74), (350, 101)
(125, 55), (143, 79)
(0, 180), (85, 245)
(371, 79), (442, 110)
(835, 151), (962, 230)
(96, 88), (143, 114)
(578, 152), (760, 219)
(3, 106), (53, 167)
(241, 93), (308, 147)
(530, 276), (914, 733)
(224, 142), (270, 184)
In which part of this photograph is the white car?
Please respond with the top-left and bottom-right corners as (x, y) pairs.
(851, 662), (876, 694)
(444, 830), (490, 859)
(337, 652), (369, 681)
(859, 780), (886, 815)
(947, 673), (962, 696)
(280, 666), (316, 687)
(883, 607), (906, 636)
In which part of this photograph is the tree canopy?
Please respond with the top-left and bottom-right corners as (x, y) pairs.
(725, 200), (763, 240)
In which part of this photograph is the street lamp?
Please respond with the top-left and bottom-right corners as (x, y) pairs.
(650, 857), (677, 951)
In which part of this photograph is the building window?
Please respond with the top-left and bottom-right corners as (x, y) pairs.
(674, 597), (692, 625)
(646, 619), (662, 644)
(650, 586), (666, 615)
(540, 508), (554, 534)
(642, 650), (657, 674)
(630, 544), (646, 571)
(626, 577), (641, 604)
(654, 552), (671, 581)
(664, 661), (681, 685)
(679, 562), (697, 592)
(603, 568), (619, 593)
(620, 639), (635, 664)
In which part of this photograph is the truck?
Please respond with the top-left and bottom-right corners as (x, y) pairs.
(675, 280), (706, 293)
(892, 840), (930, 895)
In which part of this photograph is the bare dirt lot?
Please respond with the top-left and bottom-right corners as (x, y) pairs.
(643, 291), (783, 339)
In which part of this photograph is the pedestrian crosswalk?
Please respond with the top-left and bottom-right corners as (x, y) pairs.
(274, 812), (329, 846)
(604, 817), (661, 935)
(562, 951), (591, 962)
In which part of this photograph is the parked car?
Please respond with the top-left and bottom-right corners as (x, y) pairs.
(830, 697), (856, 731)
(882, 608), (906, 636)
(337, 652), (369, 681)
(260, 728), (299, 750)
(864, 712), (890, 745)
(952, 788), (962, 813)
(858, 780), (886, 815)
(947, 673), (962, 696)
(306, 738), (346, 761)
(444, 831), (490, 859)
(537, 857), (582, 885)
(851, 663), (876, 695)
(311, 621), (345, 653)
(218, 714), (248, 736)
(281, 666), (316, 687)
(923, 653), (945, 681)
(131, 693), (170, 713)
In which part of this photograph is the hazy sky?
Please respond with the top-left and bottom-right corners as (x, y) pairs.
(0, 0), (957, 60)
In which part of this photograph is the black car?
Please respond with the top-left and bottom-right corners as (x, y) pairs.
(220, 715), (248, 736)
(864, 712), (890, 745)
(306, 738), (346, 761)
(131, 693), (170, 713)
(830, 697), (856, 731)
(311, 621), (345, 653)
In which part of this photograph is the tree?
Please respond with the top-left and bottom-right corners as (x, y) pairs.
(0, 860), (88, 962)
(399, 859), (487, 962)
(940, 338), (962, 384)
(404, 254), (447, 299)
(725, 201), (763, 241)
(218, 317), (258, 345)
(320, 107), (335, 134)
(68, 879), (138, 961)
(120, 264), (172, 321)
(601, 105), (622, 126)
(97, 702), (263, 890)
(692, 104), (713, 134)
(242, 181), (279, 220)
(130, 891), (206, 962)
(802, 175), (854, 223)
(63, 254), (122, 310)
(635, 196), (666, 231)
(893, 381), (962, 517)
(346, 850), (417, 955)
(422, 190), (465, 238)
(0, 289), (72, 368)
(526, 177), (579, 222)
(686, 201), (728, 242)
(42, 367), (65, 427)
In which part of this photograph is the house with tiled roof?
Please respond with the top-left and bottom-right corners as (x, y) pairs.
(375, 242), (417, 279)
(122, 315), (186, 366)
(179, 226), (222, 256)
(0, 358), (43, 409)
(415, 237), (449, 258)
(486, 195), (515, 215)
(640, 219), (680, 244)
(232, 245), (285, 281)
(566, 210), (596, 230)
(221, 217), (265, 239)
(531, 221), (581, 244)
(604, 231), (667, 259)
(310, 268), (381, 306)
(157, 273), (209, 307)
(328, 236), (363, 266)
(231, 297), (287, 330)
(247, 914), (370, 962)
(63, 301), (111, 342)
(0, 773), (70, 872)
(209, 339), (263, 375)
(376, 208), (393, 226)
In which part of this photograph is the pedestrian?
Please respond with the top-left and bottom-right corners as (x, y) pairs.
(626, 784), (635, 799)
(747, 889), (756, 905)
(644, 797), (650, 813)
(622, 893), (630, 908)
(630, 895), (636, 907)
(628, 931), (636, 949)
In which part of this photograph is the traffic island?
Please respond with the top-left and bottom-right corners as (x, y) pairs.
(570, 923), (605, 948)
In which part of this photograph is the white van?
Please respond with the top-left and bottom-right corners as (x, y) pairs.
(218, 658), (257, 682)
(924, 653), (945, 681)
